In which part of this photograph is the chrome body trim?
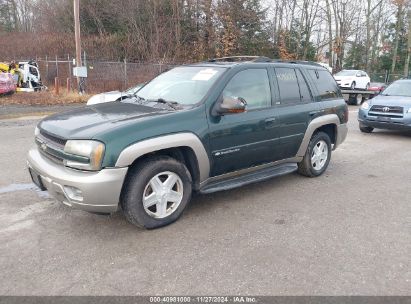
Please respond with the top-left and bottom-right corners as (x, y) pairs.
(115, 133), (210, 182)
(28, 147), (127, 213)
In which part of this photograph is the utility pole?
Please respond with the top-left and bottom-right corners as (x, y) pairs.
(74, 0), (84, 94)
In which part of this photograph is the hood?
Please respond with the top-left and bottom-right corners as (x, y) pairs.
(370, 95), (411, 107)
(39, 101), (169, 139)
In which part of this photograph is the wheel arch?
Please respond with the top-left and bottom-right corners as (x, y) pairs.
(296, 114), (340, 158)
(115, 133), (210, 188)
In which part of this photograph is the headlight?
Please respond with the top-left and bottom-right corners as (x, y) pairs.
(34, 126), (40, 137)
(407, 108), (411, 113)
(64, 140), (105, 171)
(361, 102), (370, 110)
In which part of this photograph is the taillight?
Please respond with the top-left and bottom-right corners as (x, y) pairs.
(343, 105), (349, 123)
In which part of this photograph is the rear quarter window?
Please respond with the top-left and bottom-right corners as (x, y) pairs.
(308, 69), (341, 100)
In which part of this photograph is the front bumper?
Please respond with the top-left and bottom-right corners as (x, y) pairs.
(334, 123), (348, 149)
(335, 80), (352, 88)
(27, 147), (128, 213)
(358, 109), (411, 131)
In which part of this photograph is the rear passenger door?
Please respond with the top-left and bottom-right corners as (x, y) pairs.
(272, 67), (319, 159)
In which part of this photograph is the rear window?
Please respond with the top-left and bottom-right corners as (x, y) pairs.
(275, 68), (300, 104)
(275, 68), (313, 104)
(308, 69), (341, 100)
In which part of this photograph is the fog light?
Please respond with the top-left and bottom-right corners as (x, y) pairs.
(63, 186), (83, 202)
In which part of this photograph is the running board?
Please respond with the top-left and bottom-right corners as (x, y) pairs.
(200, 163), (298, 194)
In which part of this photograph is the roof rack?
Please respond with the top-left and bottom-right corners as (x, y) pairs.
(208, 56), (272, 63)
(207, 56), (326, 68)
(272, 60), (324, 68)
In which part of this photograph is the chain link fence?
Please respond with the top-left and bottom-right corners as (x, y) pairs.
(36, 56), (177, 93)
(33, 56), (410, 93)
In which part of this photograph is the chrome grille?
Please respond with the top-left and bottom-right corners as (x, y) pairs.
(39, 129), (67, 147)
(370, 105), (403, 114)
(38, 147), (64, 164)
(369, 105), (404, 118)
(36, 129), (66, 164)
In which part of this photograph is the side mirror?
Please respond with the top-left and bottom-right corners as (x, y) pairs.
(356, 73), (361, 77)
(213, 96), (247, 116)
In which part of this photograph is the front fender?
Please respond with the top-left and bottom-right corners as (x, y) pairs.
(115, 133), (210, 182)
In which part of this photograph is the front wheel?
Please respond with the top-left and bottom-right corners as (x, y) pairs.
(121, 156), (192, 229)
(351, 82), (356, 90)
(359, 124), (374, 133)
(298, 132), (332, 177)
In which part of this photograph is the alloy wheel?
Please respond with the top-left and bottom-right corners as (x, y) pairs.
(142, 171), (184, 219)
(311, 140), (328, 171)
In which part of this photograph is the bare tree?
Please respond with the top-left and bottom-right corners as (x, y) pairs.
(404, 3), (411, 76)
(391, 0), (404, 73)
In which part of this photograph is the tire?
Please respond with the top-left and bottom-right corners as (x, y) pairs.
(347, 94), (357, 105)
(121, 156), (192, 229)
(359, 124), (374, 133)
(356, 94), (363, 105)
(298, 131), (332, 177)
(351, 82), (356, 90)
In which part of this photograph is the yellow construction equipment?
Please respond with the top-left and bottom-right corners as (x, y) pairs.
(0, 62), (23, 87)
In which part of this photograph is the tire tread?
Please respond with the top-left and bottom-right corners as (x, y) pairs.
(120, 155), (192, 229)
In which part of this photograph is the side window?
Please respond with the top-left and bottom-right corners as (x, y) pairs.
(275, 68), (300, 104)
(223, 69), (271, 109)
(308, 69), (341, 100)
(296, 69), (312, 103)
(29, 67), (38, 76)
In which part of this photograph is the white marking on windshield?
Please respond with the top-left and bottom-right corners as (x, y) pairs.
(192, 68), (219, 81)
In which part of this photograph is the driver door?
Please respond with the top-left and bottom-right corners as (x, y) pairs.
(207, 68), (282, 177)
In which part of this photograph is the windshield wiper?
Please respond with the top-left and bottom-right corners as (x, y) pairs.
(129, 95), (179, 110)
(133, 94), (146, 101)
(147, 98), (179, 110)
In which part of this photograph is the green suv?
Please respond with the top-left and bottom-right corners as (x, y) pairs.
(28, 57), (348, 229)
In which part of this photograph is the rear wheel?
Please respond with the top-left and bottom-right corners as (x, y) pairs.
(298, 132), (332, 177)
(348, 94), (363, 105)
(356, 94), (364, 105)
(121, 156), (192, 229)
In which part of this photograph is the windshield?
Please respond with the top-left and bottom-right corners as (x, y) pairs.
(381, 81), (411, 97)
(335, 70), (357, 76)
(125, 84), (144, 95)
(136, 66), (225, 105)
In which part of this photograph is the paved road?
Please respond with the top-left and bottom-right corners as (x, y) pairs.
(0, 106), (410, 295)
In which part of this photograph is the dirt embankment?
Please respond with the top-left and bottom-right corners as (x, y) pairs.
(0, 91), (89, 119)
(0, 91), (90, 106)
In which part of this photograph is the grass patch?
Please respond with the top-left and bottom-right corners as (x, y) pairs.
(0, 90), (91, 105)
